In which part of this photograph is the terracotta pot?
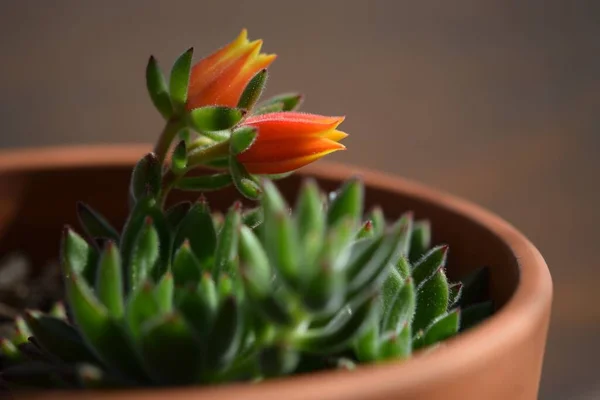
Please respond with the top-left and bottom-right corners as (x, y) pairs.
(0, 145), (552, 400)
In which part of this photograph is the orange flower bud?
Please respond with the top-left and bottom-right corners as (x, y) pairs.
(236, 112), (347, 174)
(186, 29), (276, 110)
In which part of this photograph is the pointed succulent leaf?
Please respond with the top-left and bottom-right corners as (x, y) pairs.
(395, 212), (414, 257)
(413, 269), (449, 332)
(239, 225), (271, 292)
(303, 264), (345, 314)
(448, 282), (463, 308)
(206, 296), (242, 368)
(154, 272), (174, 313)
(169, 47), (193, 112)
(230, 155), (262, 199)
(217, 274), (236, 302)
(198, 272), (219, 319)
(146, 56), (173, 119)
(253, 101), (284, 115)
(66, 275), (149, 382)
(128, 217), (159, 292)
(295, 296), (376, 354)
(379, 323), (411, 360)
(126, 282), (160, 340)
(176, 286), (215, 340)
(353, 310), (380, 363)
(165, 201), (191, 231)
(395, 255), (411, 279)
(230, 126), (258, 156)
(237, 69), (268, 110)
(357, 220), (374, 240)
(173, 198), (216, 267)
(326, 177), (363, 228)
(380, 267), (403, 324)
(460, 301), (494, 332)
(458, 266), (490, 308)
(188, 106), (245, 132)
(367, 206), (386, 236)
(95, 241), (124, 317)
(49, 302), (67, 320)
(412, 245), (449, 290)
(258, 92), (303, 112)
(129, 153), (161, 204)
(345, 236), (384, 282)
(295, 179), (325, 266)
(174, 173), (233, 191)
(171, 140), (187, 175)
(213, 202), (242, 278)
(415, 308), (460, 350)
(61, 227), (98, 285)
(0, 338), (22, 364)
(140, 313), (203, 385)
(13, 316), (32, 345)
(409, 220), (431, 263)
(258, 344), (300, 377)
(23, 312), (97, 364)
(172, 241), (202, 287)
(76, 202), (119, 243)
(242, 206), (263, 229)
(382, 277), (415, 333)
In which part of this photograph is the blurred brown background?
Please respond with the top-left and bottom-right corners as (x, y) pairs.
(0, 1), (598, 398)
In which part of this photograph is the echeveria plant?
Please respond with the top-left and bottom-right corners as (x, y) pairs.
(0, 30), (492, 390)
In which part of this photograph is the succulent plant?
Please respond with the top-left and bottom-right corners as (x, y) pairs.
(0, 30), (493, 391)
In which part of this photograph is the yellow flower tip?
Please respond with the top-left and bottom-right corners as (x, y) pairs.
(323, 129), (348, 142)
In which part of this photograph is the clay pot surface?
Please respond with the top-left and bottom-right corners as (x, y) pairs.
(0, 145), (552, 400)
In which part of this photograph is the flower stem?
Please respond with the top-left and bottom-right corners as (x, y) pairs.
(154, 118), (183, 163)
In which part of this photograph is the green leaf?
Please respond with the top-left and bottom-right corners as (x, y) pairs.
(172, 241), (202, 287)
(165, 201), (191, 231)
(174, 173), (233, 191)
(367, 206), (385, 236)
(154, 272), (174, 313)
(0, 338), (22, 363)
(237, 69), (268, 110)
(24, 312), (97, 364)
(198, 273), (218, 320)
(253, 101), (284, 115)
(61, 227), (98, 285)
(458, 266), (490, 308)
(13, 316), (32, 345)
(95, 241), (124, 317)
(140, 313), (203, 385)
(382, 277), (415, 334)
(230, 155), (262, 200)
(396, 255), (411, 279)
(295, 296), (376, 354)
(146, 56), (173, 119)
(295, 178), (325, 268)
(412, 245), (449, 290)
(171, 140), (187, 175)
(354, 320), (379, 362)
(242, 206), (263, 229)
(380, 267), (403, 322)
(460, 301), (494, 332)
(303, 264), (345, 314)
(259, 345), (299, 377)
(188, 106), (245, 132)
(327, 177), (364, 228)
(357, 220), (374, 239)
(66, 274), (149, 382)
(413, 269), (449, 332)
(379, 323), (411, 360)
(126, 282), (160, 340)
(49, 302), (67, 320)
(213, 203), (242, 278)
(239, 225), (271, 294)
(262, 180), (300, 287)
(129, 217), (159, 292)
(176, 285), (215, 340)
(415, 309), (460, 349)
(409, 220), (431, 263)
(129, 153), (161, 205)
(76, 202), (119, 242)
(217, 274), (235, 301)
(258, 92), (303, 112)
(230, 126), (258, 156)
(169, 47), (193, 112)
(173, 198), (216, 268)
(206, 296), (242, 368)
(448, 282), (463, 308)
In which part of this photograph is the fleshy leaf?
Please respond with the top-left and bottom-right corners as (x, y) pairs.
(95, 241), (124, 317)
(259, 345), (299, 377)
(382, 277), (415, 334)
(173, 198), (216, 268)
(129, 217), (159, 292)
(412, 245), (449, 290)
(188, 106), (245, 132)
(379, 323), (411, 360)
(413, 269), (449, 332)
(169, 47), (193, 113)
(327, 177), (363, 229)
(165, 201), (191, 231)
(448, 282), (463, 308)
(415, 309), (460, 349)
(129, 153), (161, 205)
(126, 282), (160, 340)
(174, 173), (233, 191)
(61, 227), (98, 285)
(171, 140), (187, 175)
(230, 155), (262, 200)
(230, 126), (258, 156)
(76, 202), (119, 243)
(237, 69), (268, 110)
(409, 220), (431, 263)
(206, 297), (242, 368)
(213, 203), (242, 278)
(172, 241), (202, 287)
(154, 272), (174, 313)
(146, 56), (173, 119)
(257, 92), (303, 112)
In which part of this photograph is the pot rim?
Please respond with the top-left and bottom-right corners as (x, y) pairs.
(0, 144), (552, 400)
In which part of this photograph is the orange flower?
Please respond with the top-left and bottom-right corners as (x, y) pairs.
(186, 29), (276, 110)
(236, 112), (347, 174)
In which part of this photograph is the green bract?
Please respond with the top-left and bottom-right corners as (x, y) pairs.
(0, 176), (492, 389)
